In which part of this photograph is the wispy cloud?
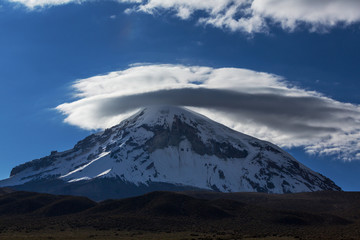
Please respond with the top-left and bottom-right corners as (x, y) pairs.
(56, 64), (360, 161)
(8, 0), (81, 8)
(8, 0), (360, 33)
(251, 0), (360, 31)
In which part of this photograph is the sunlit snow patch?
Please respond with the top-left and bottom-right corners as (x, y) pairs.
(68, 177), (91, 183)
(95, 169), (112, 178)
(59, 151), (110, 179)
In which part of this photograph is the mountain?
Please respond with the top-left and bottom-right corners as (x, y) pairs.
(0, 106), (340, 200)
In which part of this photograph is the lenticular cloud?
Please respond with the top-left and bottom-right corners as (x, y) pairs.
(56, 64), (360, 161)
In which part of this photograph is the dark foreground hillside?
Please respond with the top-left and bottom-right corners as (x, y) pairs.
(0, 189), (359, 240)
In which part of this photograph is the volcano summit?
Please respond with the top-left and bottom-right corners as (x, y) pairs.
(0, 106), (340, 200)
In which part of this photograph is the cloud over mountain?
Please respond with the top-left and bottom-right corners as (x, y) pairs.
(56, 64), (360, 161)
(8, 0), (360, 33)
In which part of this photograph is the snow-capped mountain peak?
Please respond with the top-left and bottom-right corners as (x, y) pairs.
(0, 105), (340, 199)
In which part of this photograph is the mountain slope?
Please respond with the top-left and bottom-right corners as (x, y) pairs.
(1, 189), (359, 240)
(0, 106), (340, 199)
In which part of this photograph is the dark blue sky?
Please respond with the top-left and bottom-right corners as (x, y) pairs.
(1, 0), (360, 190)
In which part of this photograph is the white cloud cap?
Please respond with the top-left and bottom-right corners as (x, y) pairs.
(57, 64), (360, 161)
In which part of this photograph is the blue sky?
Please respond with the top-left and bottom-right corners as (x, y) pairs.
(1, 0), (360, 190)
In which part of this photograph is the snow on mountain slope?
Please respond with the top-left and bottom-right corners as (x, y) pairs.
(0, 106), (341, 194)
